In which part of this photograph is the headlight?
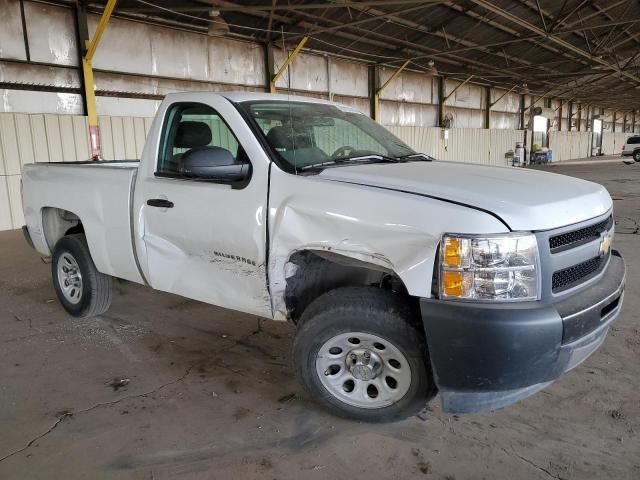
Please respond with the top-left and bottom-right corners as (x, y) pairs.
(439, 233), (539, 302)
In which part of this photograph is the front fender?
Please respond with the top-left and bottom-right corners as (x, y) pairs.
(267, 167), (509, 319)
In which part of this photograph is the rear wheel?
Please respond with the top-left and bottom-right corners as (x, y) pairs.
(293, 287), (434, 422)
(634, 150), (640, 162)
(51, 234), (112, 317)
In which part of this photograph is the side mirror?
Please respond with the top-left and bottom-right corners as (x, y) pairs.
(180, 147), (250, 182)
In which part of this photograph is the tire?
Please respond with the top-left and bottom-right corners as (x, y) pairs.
(51, 234), (112, 317)
(634, 150), (640, 162)
(293, 287), (435, 422)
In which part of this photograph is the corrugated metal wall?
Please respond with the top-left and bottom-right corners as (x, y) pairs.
(601, 132), (630, 155)
(0, 112), (156, 230)
(549, 132), (593, 161)
(389, 126), (524, 166)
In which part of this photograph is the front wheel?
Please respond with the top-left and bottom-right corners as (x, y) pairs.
(634, 150), (640, 162)
(51, 234), (112, 318)
(293, 287), (435, 422)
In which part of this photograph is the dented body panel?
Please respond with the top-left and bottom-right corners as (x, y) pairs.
(267, 166), (507, 319)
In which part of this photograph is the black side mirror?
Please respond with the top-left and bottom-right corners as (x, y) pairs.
(180, 147), (250, 182)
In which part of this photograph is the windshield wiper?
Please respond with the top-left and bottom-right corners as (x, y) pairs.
(397, 153), (434, 161)
(300, 154), (401, 171)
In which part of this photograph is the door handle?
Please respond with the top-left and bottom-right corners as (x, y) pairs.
(147, 198), (174, 208)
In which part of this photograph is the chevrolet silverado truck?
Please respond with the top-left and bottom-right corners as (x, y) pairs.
(21, 92), (626, 422)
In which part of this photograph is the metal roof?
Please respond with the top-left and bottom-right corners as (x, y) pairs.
(87, 0), (640, 111)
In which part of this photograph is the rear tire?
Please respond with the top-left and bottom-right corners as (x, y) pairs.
(293, 287), (435, 422)
(51, 234), (112, 317)
(634, 150), (640, 162)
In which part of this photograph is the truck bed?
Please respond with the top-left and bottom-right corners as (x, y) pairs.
(21, 160), (144, 284)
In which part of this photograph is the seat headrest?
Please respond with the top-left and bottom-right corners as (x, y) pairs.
(174, 121), (212, 148)
(266, 126), (311, 151)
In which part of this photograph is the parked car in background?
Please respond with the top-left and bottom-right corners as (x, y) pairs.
(622, 135), (640, 162)
(21, 92), (626, 422)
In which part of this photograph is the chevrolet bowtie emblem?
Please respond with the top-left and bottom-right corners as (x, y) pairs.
(599, 232), (611, 257)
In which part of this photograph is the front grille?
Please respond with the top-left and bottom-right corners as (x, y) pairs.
(552, 255), (607, 292)
(549, 215), (613, 253)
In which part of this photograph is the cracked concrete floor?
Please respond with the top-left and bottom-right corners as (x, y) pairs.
(1, 161), (639, 480)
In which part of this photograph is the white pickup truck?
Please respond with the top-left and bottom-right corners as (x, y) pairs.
(21, 92), (625, 422)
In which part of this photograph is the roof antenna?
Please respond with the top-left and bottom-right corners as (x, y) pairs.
(282, 26), (298, 174)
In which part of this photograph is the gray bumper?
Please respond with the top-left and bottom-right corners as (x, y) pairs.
(420, 251), (626, 414)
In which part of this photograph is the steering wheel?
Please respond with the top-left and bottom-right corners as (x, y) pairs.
(331, 145), (357, 159)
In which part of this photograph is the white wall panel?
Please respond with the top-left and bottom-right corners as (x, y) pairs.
(490, 89), (520, 113)
(0, 113), (20, 174)
(0, 89), (83, 114)
(490, 129), (524, 166)
(24, 2), (77, 66)
(331, 59), (368, 97)
(490, 111), (519, 129)
(602, 132), (629, 155)
(445, 80), (483, 109)
(274, 50), (328, 92)
(440, 128), (491, 164)
(0, 176), (12, 230)
(379, 69), (434, 103)
(29, 115), (49, 161)
(0, 0), (27, 60)
(0, 62), (80, 88)
(332, 95), (369, 115)
(208, 38), (265, 86)
(96, 97), (160, 117)
(549, 132), (593, 161)
(387, 126), (440, 158)
(14, 113), (35, 165)
(379, 102), (438, 127)
(89, 15), (154, 76)
(6, 174), (23, 227)
(447, 107), (484, 128)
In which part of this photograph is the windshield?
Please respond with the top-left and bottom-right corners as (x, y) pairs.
(241, 100), (417, 172)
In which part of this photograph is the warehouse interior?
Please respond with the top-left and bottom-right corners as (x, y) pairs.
(1, 1), (639, 479)
(2, 0), (640, 229)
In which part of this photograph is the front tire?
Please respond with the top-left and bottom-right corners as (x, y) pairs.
(634, 150), (640, 162)
(51, 234), (112, 318)
(293, 287), (435, 422)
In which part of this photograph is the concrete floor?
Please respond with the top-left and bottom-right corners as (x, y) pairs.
(1, 161), (639, 480)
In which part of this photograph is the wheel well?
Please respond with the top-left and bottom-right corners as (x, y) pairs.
(42, 207), (84, 252)
(284, 250), (411, 323)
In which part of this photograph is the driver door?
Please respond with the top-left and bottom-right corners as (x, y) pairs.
(133, 98), (271, 318)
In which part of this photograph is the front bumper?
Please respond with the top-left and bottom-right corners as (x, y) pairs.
(421, 250), (625, 414)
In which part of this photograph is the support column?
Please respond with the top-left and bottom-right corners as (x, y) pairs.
(577, 103), (582, 132)
(558, 101), (563, 132)
(82, 0), (118, 160)
(438, 77), (445, 128)
(264, 42), (275, 93)
(74, 0), (90, 117)
(374, 59), (410, 122)
(270, 36), (308, 94)
(519, 94), (525, 130)
(484, 86), (491, 129)
(612, 111), (616, 132)
(368, 65), (379, 120)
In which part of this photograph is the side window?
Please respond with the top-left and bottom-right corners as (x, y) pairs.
(157, 103), (240, 176)
(628, 136), (640, 145)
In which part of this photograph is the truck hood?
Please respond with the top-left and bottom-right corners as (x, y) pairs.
(318, 161), (612, 231)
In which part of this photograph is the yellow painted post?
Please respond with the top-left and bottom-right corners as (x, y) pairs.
(270, 36), (309, 94)
(83, 0), (118, 159)
(374, 59), (411, 122)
